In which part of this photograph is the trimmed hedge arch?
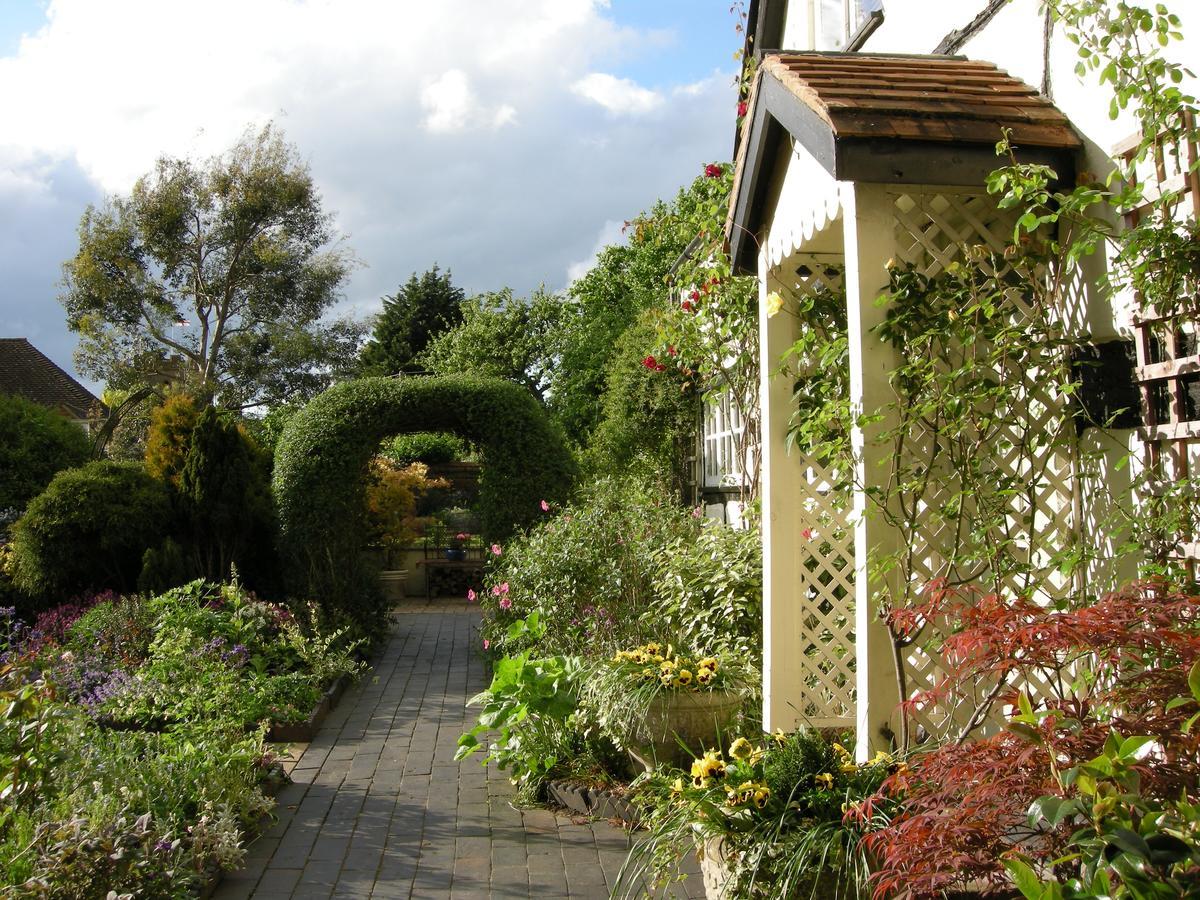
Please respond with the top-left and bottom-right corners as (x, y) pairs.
(273, 375), (577, 624)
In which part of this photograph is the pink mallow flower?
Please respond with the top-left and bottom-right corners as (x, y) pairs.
(467, 589), (477, 602)
(540, 499), (550, 512)
(499, 597), (512, 610)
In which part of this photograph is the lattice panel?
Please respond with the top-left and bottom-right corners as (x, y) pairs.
(794, 457), (856, 725)
(889, 191), (1080, 740)
(783, 256), (855, 726)
(892, 192), (1011, 277)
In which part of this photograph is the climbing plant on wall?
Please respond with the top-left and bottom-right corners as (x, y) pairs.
(771, 0), (1199, 749)
(273, 375), (577, 630)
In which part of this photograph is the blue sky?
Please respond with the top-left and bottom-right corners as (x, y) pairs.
(0, 1), (740, 388)
(0, 0), (47, 55)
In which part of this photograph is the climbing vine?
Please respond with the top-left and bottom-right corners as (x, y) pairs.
(772, 0), (1199, 747)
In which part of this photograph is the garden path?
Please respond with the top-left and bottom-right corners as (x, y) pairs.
(215, 601), (703, 899)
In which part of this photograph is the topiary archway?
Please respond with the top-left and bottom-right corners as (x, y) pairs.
(273, 375), (577, 626)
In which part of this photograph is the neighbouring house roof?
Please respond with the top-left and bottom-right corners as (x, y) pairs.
(0, 338), (104, 420)
(727, 52), (1082, 273)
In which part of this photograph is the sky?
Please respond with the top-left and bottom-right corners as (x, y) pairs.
(0, 0), (742, 390)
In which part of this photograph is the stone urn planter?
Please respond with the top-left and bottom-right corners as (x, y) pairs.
(378, 568), (408, 602)
(697, 833), (736, 900)
(627, 689), (741, 772)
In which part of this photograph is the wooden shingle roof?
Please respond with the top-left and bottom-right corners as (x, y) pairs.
(0, 338), (102, 419)
(726, 52), (1082, 273)
(761, 53), (1081, 150)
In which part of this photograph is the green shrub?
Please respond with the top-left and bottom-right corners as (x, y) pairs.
(273, 375), (577, 628)
(9, 461), (171, 606)
(585, 310), (697, 493)
(0, 394), (91, 514)
(649, 521), (763, 657)
(382, 431), (468, 465)
(178, 408), (277, 589)
(479, 472), (698, 657)
(143, 393), (202, 486)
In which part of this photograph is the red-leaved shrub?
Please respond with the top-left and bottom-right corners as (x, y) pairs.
(859, 582), (1200, 898)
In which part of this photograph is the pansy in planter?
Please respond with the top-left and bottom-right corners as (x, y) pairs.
(579, 642), (755, 772)
(625, 729), (897, 899)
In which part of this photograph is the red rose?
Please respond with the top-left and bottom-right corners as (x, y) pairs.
(681, 300), (694, 312)
(704, 163), (722, 178)
(737, 100), (748, 117)
(667, 345), (677, 357)
(642, 355), (658, 369)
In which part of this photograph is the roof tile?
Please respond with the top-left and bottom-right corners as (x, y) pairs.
(0, 338), (103, 418)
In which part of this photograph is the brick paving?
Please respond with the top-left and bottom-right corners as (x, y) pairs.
(215, 601), (703, 899)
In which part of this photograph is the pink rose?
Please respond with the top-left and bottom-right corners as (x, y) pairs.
(483, 638), (490, 650)
(491, 543), (502, 556)
(499, 582), (509, 594)
(499, 597), (512, 610)
(467, 589), (477, 602)
(540, 499), (550, 512)
(801, 528), (814, 540)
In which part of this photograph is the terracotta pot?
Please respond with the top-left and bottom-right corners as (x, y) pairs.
(627, 689), (741, 772)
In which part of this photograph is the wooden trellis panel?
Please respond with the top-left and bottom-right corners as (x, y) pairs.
(1128, 111), (1200, 573)
(784, 256), (855, 726)
(887, 190), (1079, 739)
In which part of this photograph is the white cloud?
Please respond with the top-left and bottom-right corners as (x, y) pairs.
(421, 70), (475, 134)
(0, 0), (735, 382)
(566, 219), (627, 283)
(571, 72), (663, 115)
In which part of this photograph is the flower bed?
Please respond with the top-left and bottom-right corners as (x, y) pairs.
(0, 580), (363, 896)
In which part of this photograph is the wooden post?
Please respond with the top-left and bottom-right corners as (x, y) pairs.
(843, 183), (905, 761)
(759, 254), (809, 733)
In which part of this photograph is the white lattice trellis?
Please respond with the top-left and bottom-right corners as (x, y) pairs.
(888, 191), (1081, 740)
(781, 256), (856, 726)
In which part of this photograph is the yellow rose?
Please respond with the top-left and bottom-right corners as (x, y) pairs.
(765, 291), (785, 318)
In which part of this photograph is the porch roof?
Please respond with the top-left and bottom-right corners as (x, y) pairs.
(727, 52), (1082, 273)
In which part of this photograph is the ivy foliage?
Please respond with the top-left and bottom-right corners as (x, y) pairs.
(273, 375), (577, 623)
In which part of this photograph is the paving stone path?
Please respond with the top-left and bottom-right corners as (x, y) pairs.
(216, 601), (703, 899)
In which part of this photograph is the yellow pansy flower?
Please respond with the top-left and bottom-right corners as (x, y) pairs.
(814, 772), (834, 789)
(728, 737), (753, 760)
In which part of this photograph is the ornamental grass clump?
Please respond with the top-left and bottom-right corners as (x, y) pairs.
(622, 729), (894, 899)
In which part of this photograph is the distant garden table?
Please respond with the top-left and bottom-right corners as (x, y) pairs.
(416, 543), (487, 600)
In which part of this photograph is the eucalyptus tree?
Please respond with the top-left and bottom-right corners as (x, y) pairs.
(61, 123), (362, 409)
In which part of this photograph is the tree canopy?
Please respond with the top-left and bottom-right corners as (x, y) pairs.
(359, 266), (464, 376)
(420, 288), (563, 403)
(61, 123), (362, 409)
